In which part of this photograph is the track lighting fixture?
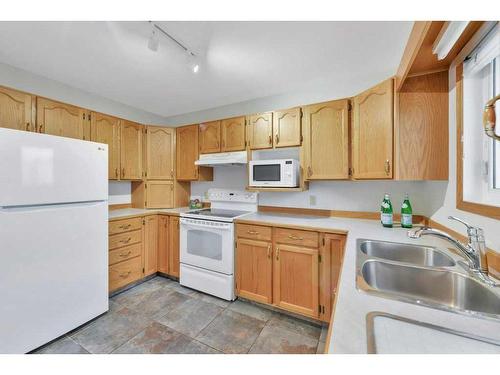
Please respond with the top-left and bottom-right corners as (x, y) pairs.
(147, 21), (201, 74)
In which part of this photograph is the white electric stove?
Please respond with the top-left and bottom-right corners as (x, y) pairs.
(179, 189), (258, 300)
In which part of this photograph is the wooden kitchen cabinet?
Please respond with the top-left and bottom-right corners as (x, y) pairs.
(273, 242), (319, 318)
(273, 107), (302, 148)
(199, 120), (221, 154)
(158, 215), (170, 274)
(236, 238), (273, 304)
(352, 78), (394, 179)
(120, 120), (143, 180)
(221, 116), (246, 151)
(303, 99), (349, 180)
(37, 97), (90, 140)
(143, 215), (159, 276)
(248, 112), (273, 150)
(169, 216), (180, 277)
(319, 233), (345, 322)
(235, 223), (344, 321)
(176, 124), (213, 181)
(90, 112), (121, 180)
(0, 86), (35, 132)
(145, 126), (174, 180)
(132, 180), (174, 209)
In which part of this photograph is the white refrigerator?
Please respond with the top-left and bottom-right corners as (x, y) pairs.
(0, 128), (109, 353)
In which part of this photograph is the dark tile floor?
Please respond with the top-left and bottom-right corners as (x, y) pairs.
(34, 276), (328, 354)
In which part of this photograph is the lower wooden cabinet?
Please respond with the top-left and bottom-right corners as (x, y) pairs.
(273, 243), (319, 318)
(168, 216), (180, 278)
(235, 223), (345, 322)
(109, 256), (143, 292)
(158, 215), (170, 274)
(144, 215), (159, 276)
(236, 238), (273, 304)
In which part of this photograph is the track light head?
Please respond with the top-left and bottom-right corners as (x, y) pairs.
(188, 53), (201, 74)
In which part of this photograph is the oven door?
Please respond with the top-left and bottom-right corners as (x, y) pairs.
(180, 218), (234, 275)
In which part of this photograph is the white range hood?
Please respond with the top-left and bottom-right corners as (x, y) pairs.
(195, 151), (247, 167)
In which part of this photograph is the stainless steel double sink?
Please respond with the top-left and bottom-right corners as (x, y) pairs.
(356, 239), (500, 319)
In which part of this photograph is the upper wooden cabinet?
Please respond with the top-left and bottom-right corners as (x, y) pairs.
(248, 112), (273, 150)
(352, 79), (394, 179)
(199, 120), (221, 154)
(303, 99), (349, 180)
(273, 107), (302, 148)
(145, 126), (174, 180)
(90, 112), (121, 180)
(221, 116), (246, 151)
(176, 124), (213, 181)
(120, 120), (143, 180)
(0, 86), (35, 132)
(37, 97), (90, 140)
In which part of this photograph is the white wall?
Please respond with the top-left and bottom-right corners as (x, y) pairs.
(430, 67), (500, 252)
(0, 62), (169, 125)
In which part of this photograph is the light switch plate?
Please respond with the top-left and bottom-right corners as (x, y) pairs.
(309, 195), (317, 206)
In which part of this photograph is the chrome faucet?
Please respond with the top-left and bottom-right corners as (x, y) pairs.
(408, 216), (494, 283)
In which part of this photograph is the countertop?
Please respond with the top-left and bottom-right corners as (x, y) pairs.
(235, 212), (500, 354)
(108, 207), (192, 220)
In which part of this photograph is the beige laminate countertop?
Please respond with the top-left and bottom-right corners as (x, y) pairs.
(108, 207), (192, 220)
(235, 212), (500, 354)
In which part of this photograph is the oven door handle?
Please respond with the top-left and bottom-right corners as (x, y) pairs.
(180, 220), (232, 231)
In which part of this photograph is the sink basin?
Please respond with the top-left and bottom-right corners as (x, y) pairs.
(359, 239), (455, 267)
(360, 260), (500, 317)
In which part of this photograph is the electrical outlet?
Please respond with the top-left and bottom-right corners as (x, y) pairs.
(309, 195), (317, 206)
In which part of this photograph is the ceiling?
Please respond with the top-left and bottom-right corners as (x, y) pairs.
(0, 21), (413, 118)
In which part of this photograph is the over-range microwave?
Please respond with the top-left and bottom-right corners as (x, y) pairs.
(249, 159), (300, 188)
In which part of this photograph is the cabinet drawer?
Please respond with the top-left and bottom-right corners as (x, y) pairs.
(236, 224), (272, 241)
(109, 229), (142, 250)
(109, 217), (143, 235)
(109, 256), (143, 292)
(274, 228), (319, 248)
(109, 243), (142, 266)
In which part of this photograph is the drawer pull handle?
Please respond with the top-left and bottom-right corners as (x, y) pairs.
(384, 159), (391, 175)
(119, 251), (132, 258)
(119, 224), (131, 229)
(119, 271), (131, 278)
(288, 235), (303, 241)
(247, 230), (259, 235)
(119, 238), (131, 244)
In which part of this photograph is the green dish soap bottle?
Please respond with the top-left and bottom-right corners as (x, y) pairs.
(380, 193), (393, 228)
(401, 193), (413, 228)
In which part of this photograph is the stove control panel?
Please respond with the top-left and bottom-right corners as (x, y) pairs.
(207, 189), (258, 203)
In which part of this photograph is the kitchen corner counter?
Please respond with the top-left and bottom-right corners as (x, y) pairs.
(108, 207), (191, 221)
(235, 212), (500, 354)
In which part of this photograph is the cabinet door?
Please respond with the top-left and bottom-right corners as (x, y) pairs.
(199, 120), (221, 154)
(273, 107), (302, 148)
(37, 97), (90, 140)
(248, 112), (273, 150)
(144, 215), (159, 276)
(221, 116), (246, 151)
(90, 112), (121, 180)
(169, 216), (180, 277)
(121, 120), (143, 180)
(176, 124), (199, 180)
(353, 79), (394, 179)
(236, 238), (273, 304)
(273, 243), (319, 318)
(0, 86), (34, 132)
(146, 126), (174, 180)
(303, 99), (349, 180)
(158, 216), (169, 274)
(319, 234), (345, 322)
(145, 181), (174, 208)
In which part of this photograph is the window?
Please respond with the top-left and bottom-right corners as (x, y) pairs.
(461, 24), (500, 208)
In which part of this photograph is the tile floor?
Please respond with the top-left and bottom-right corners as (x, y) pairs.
(33, 276), (328, 354)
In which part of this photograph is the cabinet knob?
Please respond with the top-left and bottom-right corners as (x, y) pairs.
(307, 166), (313, 177)
(268, 135), (272, 145)
(121, 167), (126, 178)
(275, 134), (279, 144)
(267, 244), (271, 259)
(276, 247), (280, 261)
(26, 122), (30, 131)
(115, 168), (118, 178)
(39, 124), (44, 133)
